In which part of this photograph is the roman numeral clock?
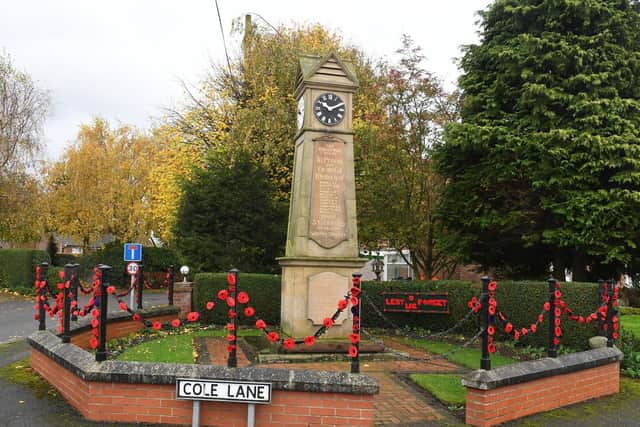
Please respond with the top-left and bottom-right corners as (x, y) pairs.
(279, 52), (366, 339)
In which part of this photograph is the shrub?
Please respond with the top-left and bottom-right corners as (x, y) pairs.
(193, 273), (281, 325)
(52, 253), (79, 267)
(0, 249), (50, 290)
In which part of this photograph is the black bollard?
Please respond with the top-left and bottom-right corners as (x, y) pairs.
(227, 268), (239, 368)
(168, 265), (175, 306)
(480, 276), (491, 370)
(606, 280), (614, 347)
(547, 277), (557, 358)
(62, 263), (78, 343)
(96, 264), (112, 362)
(137, 264), (144, 310)
(38, 262), (49, 331)
(351, 273), (362, 374)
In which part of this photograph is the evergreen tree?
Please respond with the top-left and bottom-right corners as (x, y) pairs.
(436, 0), (640, 280)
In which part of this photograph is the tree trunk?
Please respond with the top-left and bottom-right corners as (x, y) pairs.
(571, 250), (588, 282)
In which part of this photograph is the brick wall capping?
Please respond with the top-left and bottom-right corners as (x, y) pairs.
(173, 281), (193, 290)
(462, 347), (623, 391)
(28, 330), (379, 395)
(68, 304), (180, 335)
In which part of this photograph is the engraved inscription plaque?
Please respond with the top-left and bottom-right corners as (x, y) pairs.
(309, 137), (348, 249)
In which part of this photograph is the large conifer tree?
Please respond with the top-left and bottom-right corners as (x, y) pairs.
(436, 0), (640, 280)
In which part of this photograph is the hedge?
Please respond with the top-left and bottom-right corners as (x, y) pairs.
(0, 249), (50, 290)
(193, 273), (281, 325)
(192, 274), (603, 350)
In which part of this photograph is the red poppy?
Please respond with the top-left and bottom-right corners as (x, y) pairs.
(92, 328), (99, 337)
(554, 290), (562, 299)
(228, 309), (237, 319)
(133, 313), (140, 321)
(521, 328), (528, 336)
(57, 325), (63, 333)
(187, 312), (199, 322)
(206, 301), (215, 310)
(152, 321), (162, 331)
(544, 302), (551, 311)
(90, 337), (98, 349)
(514, 331), (520, 340)
(487, 326), (495, 336)
(92, 309), (100, 318)
(350, 287), (361, 297)
(119, 302), (128, 311)
(554, 326), (562, 337)
(244, 307), (255, 317)
(217, 289), (229, 300)
(227, 345), (236, 353)
(283, 338), (295, 350)
(323, 318), (334, 328)
(488, 306), (496, 315)
(349, 333), (360, 344)
(304, 336), (315, 346)
(554, 308), (561, 317)
(349, 346), (358, 358)
(613, 332), (619, 339)
(352, 276), (361, 286)
(227, 334), (235, 342)
(505, 323), (513, 333)
(224, 323), (234, 332)
(171, 319), (181, 328)
(58, 271), (65, 279)
(36, 265), (41, 274)
(489, 297), (496, 307)
(256, 319), (267, 329)
(530, 324), (537, 333)
(614, 323), (619, 331)
(227, 272), (236, 286)
(350, 296), (359, 306)
(488, 281), (497, 291)
(555, 318), (561, 327)
(226, 296), (236, 307)
(34, 313), (39, 320)
(268, 331), (279, 343)
(488, 343), (496, 353)
(91, 318), (99, 328)
(237, 292), (249, 304)
(553, 338), (560, 346)
(338, 299), (348, 310)
(578, 316), (584, 324)
(106, 285), (116, 295)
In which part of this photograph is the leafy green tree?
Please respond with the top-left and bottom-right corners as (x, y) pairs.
(435, 0), (640, 280)
(173, 151), (287, 273)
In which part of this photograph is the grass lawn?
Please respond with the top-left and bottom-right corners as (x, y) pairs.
(116, 328), (261, 363)
(403, 337), (518, 369)
(409, 373), (465, 407)
(621, 314), (640, 338)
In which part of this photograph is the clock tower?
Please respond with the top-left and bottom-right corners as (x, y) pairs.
(279, 52), (366, 339)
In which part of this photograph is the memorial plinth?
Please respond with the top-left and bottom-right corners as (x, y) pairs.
(279, 53), (366, 338)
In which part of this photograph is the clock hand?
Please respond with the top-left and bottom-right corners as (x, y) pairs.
(327, 102), (345, 111)
(321, 102), (331, 110)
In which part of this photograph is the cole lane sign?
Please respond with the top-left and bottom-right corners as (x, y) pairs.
(176, 378), (272, 404)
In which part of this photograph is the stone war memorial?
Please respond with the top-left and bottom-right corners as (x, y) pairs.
(279, 52), (366, 339)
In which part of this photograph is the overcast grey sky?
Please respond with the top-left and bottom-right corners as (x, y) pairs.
(1, 0), (492, 161)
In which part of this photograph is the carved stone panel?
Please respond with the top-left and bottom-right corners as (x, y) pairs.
(309, 136), (347, 249)
(307, 272), (349, 325)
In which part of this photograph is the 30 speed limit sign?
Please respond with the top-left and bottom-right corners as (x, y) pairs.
(126, 262), (139, 276)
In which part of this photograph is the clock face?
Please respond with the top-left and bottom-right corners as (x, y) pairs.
(297, 96), (305, 129)
(313, 92), (345, 126)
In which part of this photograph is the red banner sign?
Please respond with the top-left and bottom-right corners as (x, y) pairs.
(382, 291), (449, 314)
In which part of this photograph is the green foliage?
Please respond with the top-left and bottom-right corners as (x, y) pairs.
(52, 253), (78, 267)
(409, 373), (466, 406)
(436, 0), (640, 280)
(0, 249), (49, 290)
(174, 151), (287, 274)
(193, 272), (281, 325)
(404, 337), (517, 369)
(77, 241), (180, 287)
(620, 328), (640, 378)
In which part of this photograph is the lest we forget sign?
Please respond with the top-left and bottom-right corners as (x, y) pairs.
(382, 291), (449, 314)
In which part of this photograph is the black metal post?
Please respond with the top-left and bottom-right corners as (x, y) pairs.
(480, 276), (491, 370)
(62, 263), (78, 343)
(70, 263), (79, 321)
(168, 265), (175, 305)
(606, 279), (614, 347)
(96, 264), (111, 362)
(547, 277), (557, 358)
(228, 268), (239, 368)
(351, 273), (362, 374)
(137, 264), (144, 310)
(38, 262), (49, 331)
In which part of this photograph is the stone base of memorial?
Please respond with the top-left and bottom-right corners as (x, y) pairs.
(29, 330), (378, 427)
(173, 281), (194, 316)
(462, 347), (622, 427)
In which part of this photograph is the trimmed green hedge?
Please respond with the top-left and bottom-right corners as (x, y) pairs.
(0, 249), (50, 290)
(193, 273), (281, 325)
(192, 274), (602, 350)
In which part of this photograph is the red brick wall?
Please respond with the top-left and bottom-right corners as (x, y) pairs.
(465, 362), (620, 427)
(31, 349), (375, 427)
(70, 313), (178, 349)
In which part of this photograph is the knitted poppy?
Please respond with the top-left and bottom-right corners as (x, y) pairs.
(349, 346), (358, 358)
(553, 337), (560, 346)
(133, 313), (140, 321)
(554, 326), (562, 337)
(107, 285), (116, 295)
(521, 328), (528, 336)
(283, 338), (295, 350)
(613, 332), (619, 339)
(514, 330), (520, 340)
(227, 272), (236, 286)
(554, 308), (561, 317)
(349, 333), (360, 344)
(487, 326), (495, 336)
(152, 321), (162, 330)
(171, 319), (181, 328)
(488, 343), (496, 353)
(338, 299), (348, 310)
(323, 318), (334, 328)
(227, 345), (236, 353)
(187, 312), (199, 322)
(226, 296), (236, 307)
(90, 337), (99, 349)
(578, 316), (584, 324)
(505, 323), (513, 334)
(244, 306), (255, 317)
(206, 301), (215, 310)
(350, 296), (359, 306)
(237, 292), (249, 304)
(554, 290), (562, 299)
(555, 318), (561, 327)
(488, 281), (497, 291)
(350, 287), (361, 297)
(58, 271), (65, 279)
(228, 309), (237, 319)
(119, 302), (128, 311)
(92, 328), (99, 337)
(34, 313), (39, 320)
(256, 319), (267, 329)
(92, 309), (100, 318)
(217, 289), (229, 300)
(227, 334), (235, 342)
(530, 324), (537, 333)
(91, 318), (99, 328)
(544, 302), (551, 311)
(488, 305), (496, 315)
(268, 331), (279, 343)
(225, 323), (234, 331)
(304, 336), (315, 346)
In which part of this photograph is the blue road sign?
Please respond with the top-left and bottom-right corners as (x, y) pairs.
(124, 243), (142, 262)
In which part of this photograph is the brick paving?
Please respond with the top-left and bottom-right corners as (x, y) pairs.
(205, 335), (465, 426)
